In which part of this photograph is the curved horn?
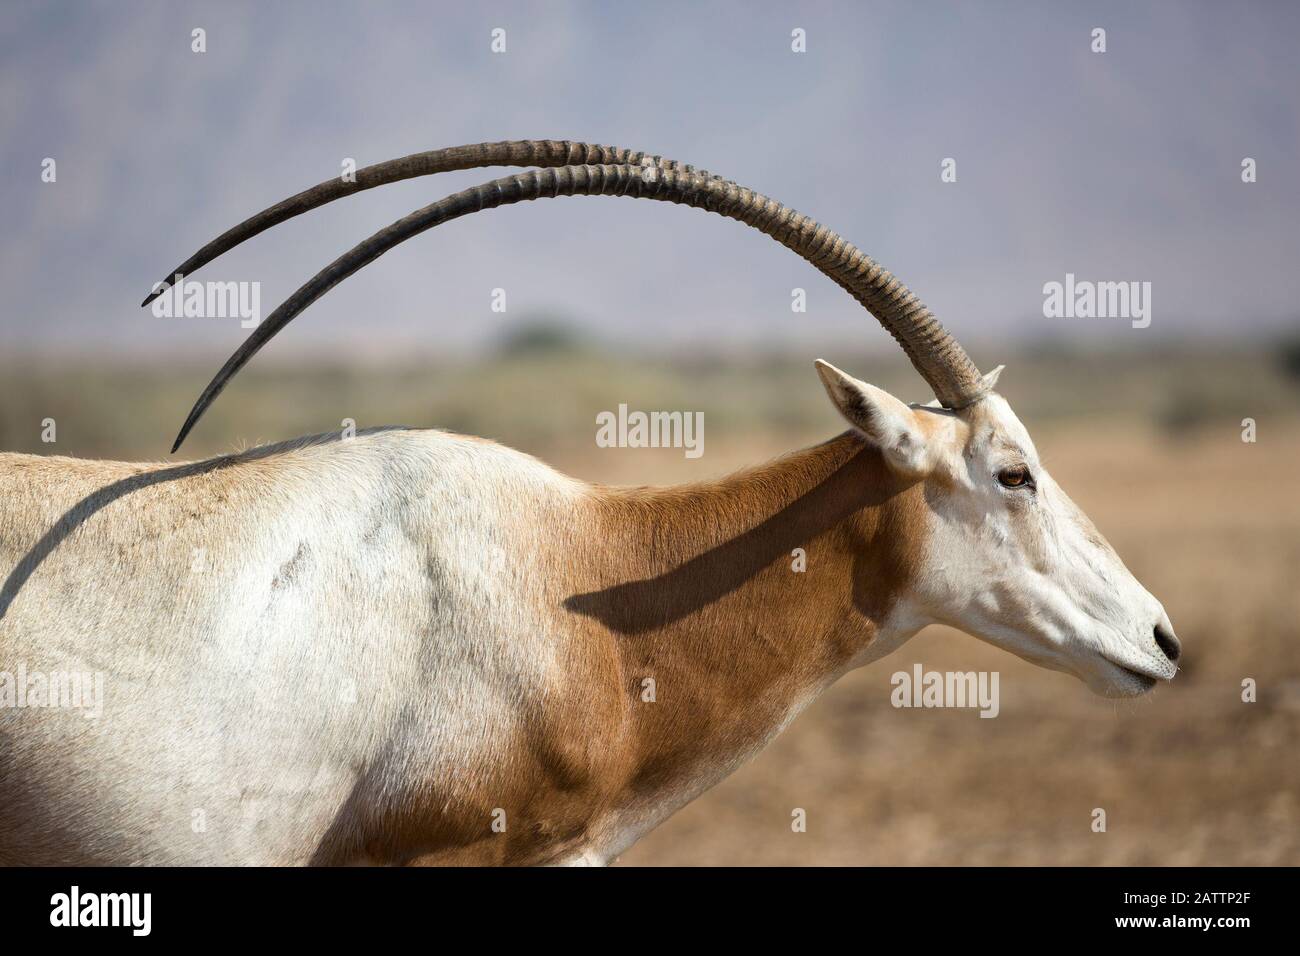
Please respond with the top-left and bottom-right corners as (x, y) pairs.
(141, 140), (733, 306)
(170, 163), (988, 453)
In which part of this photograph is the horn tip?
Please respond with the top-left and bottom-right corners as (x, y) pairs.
(172, 404), (204, 454)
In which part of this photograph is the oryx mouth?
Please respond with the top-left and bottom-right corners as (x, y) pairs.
(1103, 654), (1176, 688)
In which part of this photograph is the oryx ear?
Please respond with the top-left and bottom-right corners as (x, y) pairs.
(814, 359), (931, 476)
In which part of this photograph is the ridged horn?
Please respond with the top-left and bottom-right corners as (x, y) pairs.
(166, 162), (989, 453)
(141, 140), (732, 306)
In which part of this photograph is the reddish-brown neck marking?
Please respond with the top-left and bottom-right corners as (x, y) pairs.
(557, 431), (929, 819)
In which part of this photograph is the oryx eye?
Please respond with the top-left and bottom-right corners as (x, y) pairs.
(997, 465), (1033, 489)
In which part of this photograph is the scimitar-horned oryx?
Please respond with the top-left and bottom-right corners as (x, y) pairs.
(0, 140), (1180, 866)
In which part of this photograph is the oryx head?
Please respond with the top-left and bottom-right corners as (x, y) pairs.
(146, 138), (1179, 696)
(814, 359), (1178, 697)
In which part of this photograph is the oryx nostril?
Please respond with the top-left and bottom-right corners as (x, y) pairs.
(1154, 622), (1181, 663)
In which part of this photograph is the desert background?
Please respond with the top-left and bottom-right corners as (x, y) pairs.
(3, 1), (1298, 865)
(2, 339), (1297, 865)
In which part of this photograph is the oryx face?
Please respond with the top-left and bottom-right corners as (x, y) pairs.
(817, 360), (1180, 697)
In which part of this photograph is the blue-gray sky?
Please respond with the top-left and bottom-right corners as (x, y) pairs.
(2, 0), (1297, 361)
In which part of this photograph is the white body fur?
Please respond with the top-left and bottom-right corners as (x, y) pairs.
(0, 430), (592, 864)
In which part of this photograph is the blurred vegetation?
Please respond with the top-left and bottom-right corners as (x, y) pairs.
(0, 332), (1296, 463)
(1277, 332), (1300, 382)
(494, 318), (594, 358)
